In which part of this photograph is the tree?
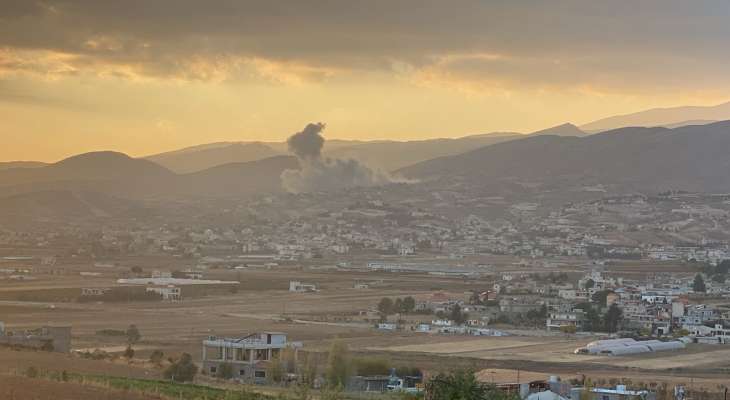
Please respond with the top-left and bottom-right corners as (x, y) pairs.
(425, 370), (519, 400)
(605, 304), (623, 333)
(591, 290), (611, 305)
(353, 357), (391, 376)
(693, 273), (707, 293)
(216, 362), (234, 379)
(378, 298), (394, 316)
(394, 298), (404, 313)
(126, 324), (141, 344)
(149, 349), (164, 365)
(326, 339), (351, 388)
(402, 296), (416, 314)
(123, 345), (135, 360)
(584, 279), (595, 289)
(450, 304), (468, 325)
(267, 357), (285, 384)
(164, 353), (198, 382)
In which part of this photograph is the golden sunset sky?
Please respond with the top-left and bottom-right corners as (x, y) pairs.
(1, 1), (730, 161)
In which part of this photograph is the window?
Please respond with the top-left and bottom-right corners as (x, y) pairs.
(210, 366), (217, 374)
(239, 369), (246, 376)
(255, 349), (269, 360)
(254, 370), (266, 379)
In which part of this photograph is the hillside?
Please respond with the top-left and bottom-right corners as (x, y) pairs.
(0, 151), (173, 187)
(0, 151), (299, 200)
(400, 120), (730, 193)
(146, 142), (282, 173)
(582, 101), (730, 132)
(0, 190), (149, 225)
(0, 161), (47, 170)
(166, 155), (299, 197)
(326, 132), (520, 171)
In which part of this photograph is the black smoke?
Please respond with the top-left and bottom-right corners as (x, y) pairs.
(281, 122), (399, 193)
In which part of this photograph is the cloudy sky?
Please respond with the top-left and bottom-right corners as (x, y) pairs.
(2, 0), (730, 161)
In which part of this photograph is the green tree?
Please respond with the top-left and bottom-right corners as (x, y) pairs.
(267, 357), (285, 384)
(164, 353), (198, 382)
(216, 362), (234, 379)
(378, 297), (394, 315)
(605, 304), (623, 333)
(149, 349), (164, 365)
(693, 273), (707, 293)
(126, 324), (141, 344)
(394, 298), (404, 313)
(326, 339), (351, 388)
(426, 370), (518, 400)
(450, 304), (468, 325)
(402, 296), (416, 313)
(123, 345), (135, 360)
(353, 357), (391, 376)
(584, 279), (595, 289)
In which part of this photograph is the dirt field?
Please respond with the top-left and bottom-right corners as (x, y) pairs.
(2, 265), (730, 392)
(0, 375), (159, 400)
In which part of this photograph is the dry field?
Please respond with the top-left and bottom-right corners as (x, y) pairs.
(2, 264), (730, 392)
(0, 375), (159, 400)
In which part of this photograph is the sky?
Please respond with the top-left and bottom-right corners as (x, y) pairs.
(1, 0), (730, 162)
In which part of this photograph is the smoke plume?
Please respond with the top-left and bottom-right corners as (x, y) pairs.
(281, 122), (398, 193)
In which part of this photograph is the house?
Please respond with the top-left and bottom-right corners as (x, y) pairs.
(202, 332), (300, 383)
(81, 287), (111, 297)
(0, 323), (71, 353)
(590, 385), (656, 400)
(289, 281), (317, 292)
(146, 285), (181, 301)
(546, 305), (587, 331)
(378, 323), (397, 331)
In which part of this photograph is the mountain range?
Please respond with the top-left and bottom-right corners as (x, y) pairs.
(2, 103), (730, 222)
(400, 120), (730, 193)
(580, 101), (730, 132)
(144, 123), (586, 174)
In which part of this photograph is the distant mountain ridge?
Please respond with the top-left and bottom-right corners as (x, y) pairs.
(582, 101), (730, 132)
(0, 151), (299, 200)
(142, 124), (585, 173)
(400, 120), (730, 193)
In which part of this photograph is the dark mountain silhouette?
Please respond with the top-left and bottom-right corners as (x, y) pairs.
(400, 120), (730, 193)
(0, 151), (299, 200)
(146, 142), (282, 173)
(529, 123), (587, 137)
(0, 151), (173, 187)
(582, 101), (730, 132)
(0, 161), (47, 170)
(162, 155), (299, 198)
(0, 190), (148, 223)
(326, 132), (520, 171)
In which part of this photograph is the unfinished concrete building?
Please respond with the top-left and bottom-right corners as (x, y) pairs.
(0, 322), (71, 353)
(202, 332), (299, 384)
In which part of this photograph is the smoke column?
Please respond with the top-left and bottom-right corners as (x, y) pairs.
(281, 122), (399, 193)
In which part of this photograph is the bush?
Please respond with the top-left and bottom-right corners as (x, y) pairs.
(353, 357), (391, 376)
(216, 362), (234, 380)
(164, 353), (198, 382)
(25, 366), (39, 378)
(149, 349), (165, 365)
(124, 345), (135, 360)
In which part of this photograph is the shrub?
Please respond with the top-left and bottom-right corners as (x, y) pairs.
(164, 353), (198, 382)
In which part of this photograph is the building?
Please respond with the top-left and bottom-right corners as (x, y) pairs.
(81, 287), (112, 297)
(146, 285), (181, 301)
(0, 323), (71, 353)
(546, 305), (587, 331)
(202, 332), (299, 383)
(289, 281), (317, 292)
(590, 385), (656, 400)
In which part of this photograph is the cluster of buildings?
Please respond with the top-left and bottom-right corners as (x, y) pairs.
(0, 322), (71, 353)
